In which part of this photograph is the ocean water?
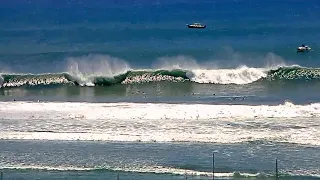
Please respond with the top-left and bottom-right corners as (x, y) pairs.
(1, 0), (320, 179)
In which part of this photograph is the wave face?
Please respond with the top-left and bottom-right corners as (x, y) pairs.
(0, 69), (188, 88)
(1, 66), (320, 88)
(265, 66), (320, 81)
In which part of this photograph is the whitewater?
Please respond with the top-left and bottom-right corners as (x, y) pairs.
(2, 65), (320, 88)
(0, 53), (295, 87)
(2, 0), (320, 179)
(0, 101), (319, 146)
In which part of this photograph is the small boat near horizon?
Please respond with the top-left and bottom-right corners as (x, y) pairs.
(186, 23), (206, 29)
(297, 44), (311, 53)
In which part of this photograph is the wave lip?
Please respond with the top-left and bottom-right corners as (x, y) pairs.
(265, 66), (320, 81)
(1, 66), (320, 88)
(0, 69), (189, 88)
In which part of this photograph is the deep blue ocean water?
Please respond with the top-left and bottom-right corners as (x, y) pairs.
(1, 0), (320, 179)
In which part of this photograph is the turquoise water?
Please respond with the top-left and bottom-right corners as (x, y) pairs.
(1, 0), (320, 179)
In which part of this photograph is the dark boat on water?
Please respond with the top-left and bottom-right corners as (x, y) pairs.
(297, 44), (312, 53)
(186, 23), (206, 29)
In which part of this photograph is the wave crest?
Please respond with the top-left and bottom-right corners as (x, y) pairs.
(265, 66), (320, 81)
(66, 54), (131, 86)
(1, 66), (320, 88)
(187, 66), (268, 84)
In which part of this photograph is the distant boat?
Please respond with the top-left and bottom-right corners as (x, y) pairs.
(186, 23), (206, 29)
(297, 44), (311, 53)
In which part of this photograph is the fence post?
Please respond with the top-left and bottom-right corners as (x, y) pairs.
(212, 152), (215, 180)
(275, 158), (279, 180)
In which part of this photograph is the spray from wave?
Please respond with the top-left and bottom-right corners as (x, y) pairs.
(0, 54), (315, 88)
(66, 54), (131, 86)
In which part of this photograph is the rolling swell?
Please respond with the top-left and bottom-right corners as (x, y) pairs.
(265, 66), (320, 81)
(0, 67), (320, 88)
(0, 69), (189, 88)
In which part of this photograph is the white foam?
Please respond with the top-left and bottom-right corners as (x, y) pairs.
(1, 101), (320, 120)
(151, 54), (285, 85)
(0, 164), (250, 177)
(1, 165), (93, 171)
(0, 101), (320, 145)
(0, 75), (3, 88)
(66, 54), (131, 86)
(122, 74), (185, 84)
(110, 166), (234, 177)
(188, 66), (268, 84)
(3, 165), (319, 178)
(0, 74), (70, 87)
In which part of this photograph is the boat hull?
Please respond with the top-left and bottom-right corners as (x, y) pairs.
(297, 47), (311, 53)
(187, 25), (206, 29)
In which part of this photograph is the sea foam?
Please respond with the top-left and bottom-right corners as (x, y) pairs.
(0, 101), (319, 145)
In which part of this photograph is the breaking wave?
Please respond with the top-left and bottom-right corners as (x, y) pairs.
(1, 66), (320, 88)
